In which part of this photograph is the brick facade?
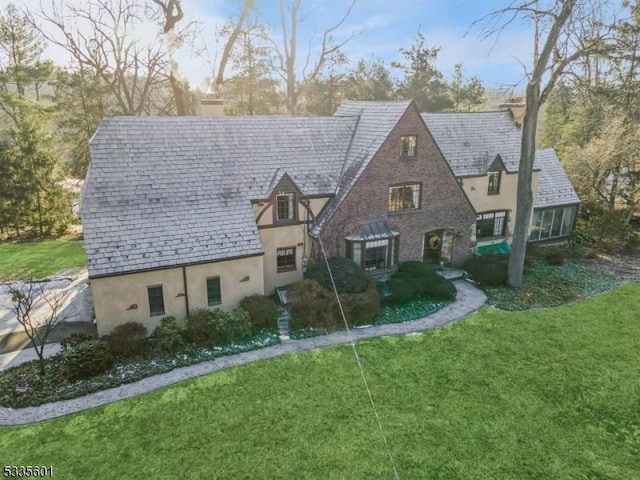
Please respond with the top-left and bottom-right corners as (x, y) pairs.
(320, 104), (476, 267)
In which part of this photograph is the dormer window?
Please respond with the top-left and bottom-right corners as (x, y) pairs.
(488, 171), (501, 195)
(276, 193), (295, 221)
(400, 135), (417, 158)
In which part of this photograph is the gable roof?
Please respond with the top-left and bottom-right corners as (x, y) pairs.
(421, 110), (523, 176)
(534, 148), (580, 208)
(422, 110), (579, 210)
(82, 115), (356, 278)
(311, 99), (413, 234)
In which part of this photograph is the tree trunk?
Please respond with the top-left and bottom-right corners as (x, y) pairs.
(507, 80), (540, 287)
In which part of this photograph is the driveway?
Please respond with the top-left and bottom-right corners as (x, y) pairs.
(0, 268), (96, 354)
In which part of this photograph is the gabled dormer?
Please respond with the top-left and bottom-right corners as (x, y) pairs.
(487, 155), (506, 196)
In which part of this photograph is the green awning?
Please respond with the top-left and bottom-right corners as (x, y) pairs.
(477, 240), (511, 256)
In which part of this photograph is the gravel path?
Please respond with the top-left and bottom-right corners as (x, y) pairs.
(0, 280), (486, 426)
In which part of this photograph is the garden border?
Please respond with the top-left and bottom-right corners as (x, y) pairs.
(0, 280), (486, 426)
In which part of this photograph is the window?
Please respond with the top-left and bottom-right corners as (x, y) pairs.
(277, 247), (296, 272)
(388, 184), (421, 212)
(487, 171), (501, 195)
(529, 206), (576, 241)
(400, 135), (417, 157)
(347, 237), (399, 271)
(476, 211), (507, 239)
(276, 193), (295, 221)
(206, 277), (221, 306)
(147, 285), (165, 317)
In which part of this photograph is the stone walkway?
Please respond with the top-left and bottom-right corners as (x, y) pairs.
(0, 280), (486, 426)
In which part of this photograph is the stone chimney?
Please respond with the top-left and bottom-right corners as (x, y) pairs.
(200, 81), (224, 116)
(499, 97), (525, 127)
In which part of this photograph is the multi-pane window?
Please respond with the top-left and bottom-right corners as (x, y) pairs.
(388, 184), (421, 212)
(206, 277), (221, 306)
(347, 237), (399, 271)
(487, 171), (501, 195)
(277, 247), (296, 272)
(529, 206), (576, 241)
(276, 193), (295, 221)
(147, 285), (165, 317)
(400, 135), (417, 157)
(476, 211), (507, 239)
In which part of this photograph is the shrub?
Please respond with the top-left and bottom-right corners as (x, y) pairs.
(239, 295), (278, 331)
(61, 333), (96, 353)
(388, 261), (456, 303)
(305, 257), (369, 293)
(581, 211), (640, 255)
(387, 272), (418, 304)
(464, 255), (508, 286)
(107, 322), (149, 357)
(63, 340), (114, 380)
(150, 316), (184, 353)
(288, 279), (339, 330)
(338, 280), (381, 326)
(524, 243), (537, 270)
(186, 307), (252, 346)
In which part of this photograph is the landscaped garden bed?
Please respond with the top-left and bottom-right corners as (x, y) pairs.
(477, 249), (640, 310)
(0, 329), (280, 408)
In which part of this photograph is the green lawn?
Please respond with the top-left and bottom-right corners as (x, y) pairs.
(1, 283), (639, 479)
(0, 239), (86, 279)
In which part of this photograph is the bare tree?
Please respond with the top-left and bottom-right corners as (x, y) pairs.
(477, 0), (615, 287)
(150, 0), (202, 115)
(8, 280), (69, 376)
(33, 0), (170, 116)
(272, 0), (358, 114)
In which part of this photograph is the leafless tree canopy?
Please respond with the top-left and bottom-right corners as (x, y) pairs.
(9, 280), (69, 376)
(32, 0), (171, 116)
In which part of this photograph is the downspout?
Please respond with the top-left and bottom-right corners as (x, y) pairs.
(182, 266), (190, 317)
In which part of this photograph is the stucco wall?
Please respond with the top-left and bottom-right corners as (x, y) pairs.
(92, 255), (264, 336)
(462, 170), (540, 243)
(259, 224), (308, 295)
(92, 268), (185, 336)
(256, 195), (330, 294)
(321, 103), (477, 266)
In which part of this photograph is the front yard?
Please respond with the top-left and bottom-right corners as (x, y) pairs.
(1, 282), (638, 479)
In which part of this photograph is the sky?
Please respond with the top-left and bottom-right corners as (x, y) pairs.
(0, 0), (536, 92)
(183, 0), (536, 90)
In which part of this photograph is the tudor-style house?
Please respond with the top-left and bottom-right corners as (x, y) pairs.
(81, 99), (578, 335)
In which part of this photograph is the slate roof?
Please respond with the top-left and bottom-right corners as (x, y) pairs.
(311, 100), (413, 235)
(82, 115), (356, 277)
(421, 110), (522, 176)
(534, 149), (580, 208)
(421, 110), (579, 210)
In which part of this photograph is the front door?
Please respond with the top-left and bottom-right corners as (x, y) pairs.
(424, 229), (455, 265)
(423, 231), (442, 264)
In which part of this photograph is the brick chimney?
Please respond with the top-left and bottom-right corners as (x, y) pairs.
(499, 97), (525, 127)
(200, 81), (224, 116)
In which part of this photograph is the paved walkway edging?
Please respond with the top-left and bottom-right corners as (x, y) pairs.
(0, 280), (486, 426)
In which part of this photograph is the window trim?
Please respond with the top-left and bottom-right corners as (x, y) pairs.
(476, 210), (508, 239)
(346, 236), (399, 272)
(275, 192), (296, 222)
(487, 170), (501, 195)
(277, 246), (296, 272)
(147, 284), (165, 317)
(400, 135), (417, 158)
(206, 276), (222, 306)
(529, 205), (577, 242)
(388, 183), (421, 213)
